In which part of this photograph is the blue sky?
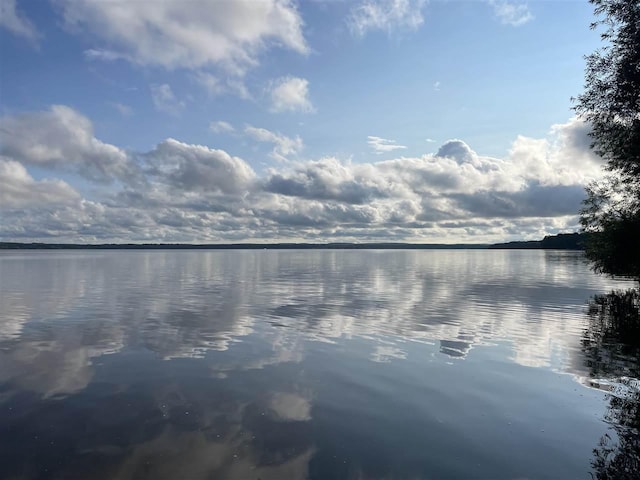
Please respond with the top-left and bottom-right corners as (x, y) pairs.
(0, 0), (606, 243)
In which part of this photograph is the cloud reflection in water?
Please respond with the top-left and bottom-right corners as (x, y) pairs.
(0, 249), (636, 479)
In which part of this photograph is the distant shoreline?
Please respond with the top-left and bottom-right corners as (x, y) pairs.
(0, 242), (490, 250)
(0, 233), (587, 251)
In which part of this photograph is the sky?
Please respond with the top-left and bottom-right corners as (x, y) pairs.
(0, 0), (607, 243)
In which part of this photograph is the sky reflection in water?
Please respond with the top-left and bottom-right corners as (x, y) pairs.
(0, 250), (637, 479)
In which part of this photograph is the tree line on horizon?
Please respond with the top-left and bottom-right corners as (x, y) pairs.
(0, 232), (587, 250)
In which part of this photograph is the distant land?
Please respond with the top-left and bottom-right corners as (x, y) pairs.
(488, 232), (587, 250)
(0, 233), (587, 250)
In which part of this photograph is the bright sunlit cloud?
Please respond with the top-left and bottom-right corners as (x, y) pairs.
(268, 76), (315, 113)
(367, 136), (408, 154)
(56, 0), (308, 73)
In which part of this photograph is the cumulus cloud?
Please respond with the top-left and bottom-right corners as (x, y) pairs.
(264, 157), (387, 204)
(435, 139), (478, 165)
(349, 0), (427, 36)
(0, 106), (598, 243)
(254, 117), (595, 239)
(245, 125), (303, 162)
(269, 76), (314, 113)
(508, 119), (603, 187)
(548, 116), (601, 168)
(0, 0), (40, 44)
(368, 136), (408, 154)
(56, 0), (308, 73)
(0, 105), (133, 182)
(489, 1), (534, 27)
(145, 138), (256, 194)
(150, 84), (185, 115)
(0, 158), (80, 209)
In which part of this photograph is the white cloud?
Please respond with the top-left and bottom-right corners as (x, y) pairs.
(210, 121), (236, 134)
(349, 0), (427, 36)
(56, 0), (308, 73)
(489, 1), (534, 27)
(433, 81), (441, 91)
(508, 118), (602, 187)
(150, 84), (185, 115)
(368, 136), (408, 154)
(426, 138), (436, 143)
(0, 105), (133, 182)
(245, 125), (304, 162)
(269, 76), (314, 113)
(0, 0), (40, 45)
(0, 158), (80, 209)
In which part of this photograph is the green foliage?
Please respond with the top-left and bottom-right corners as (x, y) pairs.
(575, 0), (640, 279)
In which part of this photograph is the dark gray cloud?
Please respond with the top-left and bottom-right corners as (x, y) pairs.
(263, 170), (385, 205)
(146, 138), (255, 194)
(449, 182), (585, 219)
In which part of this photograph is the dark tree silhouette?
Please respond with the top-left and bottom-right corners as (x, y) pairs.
(583, 290), (640, 479)
(574, 0), (640, 279)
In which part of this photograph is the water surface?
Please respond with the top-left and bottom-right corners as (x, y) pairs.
(0, 250), (637, 479)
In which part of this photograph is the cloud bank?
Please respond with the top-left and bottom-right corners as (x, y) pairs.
(0, 106), (601, 243)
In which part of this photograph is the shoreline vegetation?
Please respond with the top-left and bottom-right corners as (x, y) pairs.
(0, 233), (586, 250)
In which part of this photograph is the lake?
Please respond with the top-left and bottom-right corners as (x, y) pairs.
(0, 249), (638, 479)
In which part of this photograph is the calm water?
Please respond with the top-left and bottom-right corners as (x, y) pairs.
(0, 250), (638, 480)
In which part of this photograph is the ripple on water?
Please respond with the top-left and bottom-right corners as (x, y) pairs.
(0, 249), (637, 480)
